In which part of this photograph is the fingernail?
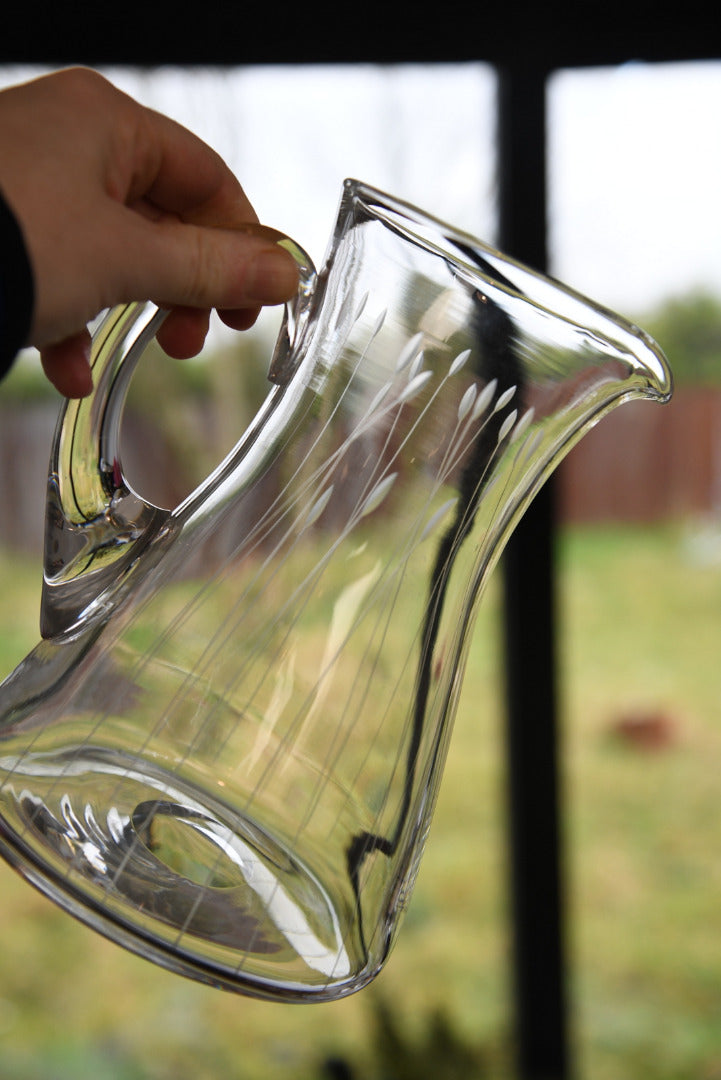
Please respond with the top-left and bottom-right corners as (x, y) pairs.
(248, 248), (299, 303)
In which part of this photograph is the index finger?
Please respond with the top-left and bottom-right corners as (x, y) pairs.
(124, 103), (259, 229)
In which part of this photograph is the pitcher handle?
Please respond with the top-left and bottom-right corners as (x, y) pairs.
(40, 228), (316, 638)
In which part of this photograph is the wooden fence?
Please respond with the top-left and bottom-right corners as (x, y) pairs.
(558, 386), (721, 524)
(0, 387), (718, 557)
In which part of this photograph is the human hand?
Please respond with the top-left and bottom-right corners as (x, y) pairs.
(0, 67), (299, 397)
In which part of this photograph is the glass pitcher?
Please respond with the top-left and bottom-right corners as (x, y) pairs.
(0, 180), (672, 1001)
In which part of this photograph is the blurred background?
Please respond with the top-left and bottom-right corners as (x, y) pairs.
(0, 55), (720, 1080)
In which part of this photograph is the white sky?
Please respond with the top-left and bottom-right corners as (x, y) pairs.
(548, 60), (721, 315)
(2, 59), (720, 321)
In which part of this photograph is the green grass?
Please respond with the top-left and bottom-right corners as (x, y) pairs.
(560, 524), (721, 1080)
(0, 523), (720, 1078)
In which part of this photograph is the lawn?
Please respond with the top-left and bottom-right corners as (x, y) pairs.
(0, 522), (719, 1079)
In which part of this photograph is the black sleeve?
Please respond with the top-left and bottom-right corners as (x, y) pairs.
(0, 188), (34, 380)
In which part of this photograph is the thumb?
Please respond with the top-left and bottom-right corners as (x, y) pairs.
(119, 214), (300, 312)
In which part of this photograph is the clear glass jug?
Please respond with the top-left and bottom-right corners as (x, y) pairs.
(0, 180), (671, 1001)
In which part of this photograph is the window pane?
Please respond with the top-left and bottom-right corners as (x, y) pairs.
(550, 60), (721, 1080)
(0, 61), (508, 1080)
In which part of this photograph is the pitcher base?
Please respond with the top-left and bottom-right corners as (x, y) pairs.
(0, 749), (358, 999)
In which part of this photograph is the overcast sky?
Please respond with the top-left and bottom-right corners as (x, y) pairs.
(2, 59), (720, 321)
(548, 60), (721, 314)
